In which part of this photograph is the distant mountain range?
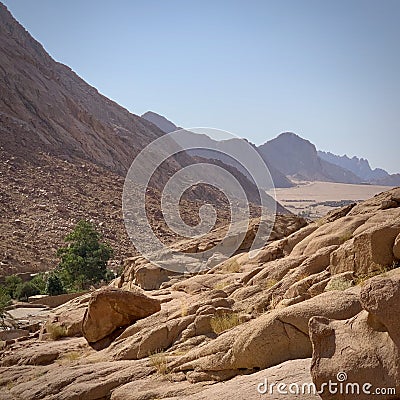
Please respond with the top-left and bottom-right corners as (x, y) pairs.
(317, 151), (389, 182)
(142, 112), (294, 188)
(143, 112), (400, 187)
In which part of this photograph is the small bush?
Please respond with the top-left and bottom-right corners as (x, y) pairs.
(213, 281), (230, 290)
(355, 266), (388, 286)
(0, 286), (11, 319)
(210, 312), (241, 334)
(15, 282), (40, 301)
(3, 275), (23, 298)
(63, 351), (80, 362)
(30, 273), (47, 294)
(180, 301), (188, 317)
(224, 260), (241, 273)
(339, 232), (353, 243)
(149, 349), (169, 375)
(46, 273), (64, 296)
(264, 278), (278, 289)
(325, 277), (353, 291)
(46, 323), (68, 340)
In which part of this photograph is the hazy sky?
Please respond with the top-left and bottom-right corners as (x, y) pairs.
(3, 0), (400, 173)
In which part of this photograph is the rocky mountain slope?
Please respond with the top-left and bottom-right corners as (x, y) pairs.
(1, 187), (399, 399)
(0, 4), (287, 277)
(258, 132), (363, 184)
(318, 150), (389, 182)
(0, 3), (175, 176)
(142, 111), (295, 188)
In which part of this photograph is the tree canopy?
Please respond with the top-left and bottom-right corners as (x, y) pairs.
(57, 220), (113, 290)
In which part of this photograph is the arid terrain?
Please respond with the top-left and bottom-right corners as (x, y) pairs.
(1, 187), (400, 400)
(1, 3), (400, 400)
(269, 181), (393, 218)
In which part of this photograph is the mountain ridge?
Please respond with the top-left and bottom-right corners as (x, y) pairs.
(141, 111), (295, 188)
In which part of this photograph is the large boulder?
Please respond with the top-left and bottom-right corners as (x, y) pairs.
(393, 232), (400, 260)
(114, 257), (181, 290)
(44, 292), (92, 337)
(309, 269), (400, 400)
(170, 288), (361, 378)
(82, 287), (161, 343)
(330, 220), (400, 276)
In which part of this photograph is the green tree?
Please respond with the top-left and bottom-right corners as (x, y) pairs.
(15, 282), (40, 302)
(4, 275), (23, 298)
(30, 273), (47, 294)
(0, 285), (11, 323)
(57, 220), (113, 291)
(46, 273), (64, 296)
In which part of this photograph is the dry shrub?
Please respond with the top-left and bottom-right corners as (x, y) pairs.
(149, 349), (169, 375)
(210, 312), (241, 334)
(46, 323), (67, 340)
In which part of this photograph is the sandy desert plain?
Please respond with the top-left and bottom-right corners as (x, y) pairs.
(268, 181), (394, 218)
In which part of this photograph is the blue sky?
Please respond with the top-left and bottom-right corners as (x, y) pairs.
(3, 0), (400, 173)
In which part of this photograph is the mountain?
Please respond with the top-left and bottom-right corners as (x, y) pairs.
(318, 151), (389, 181)
(318, 150), (400, 186)
(258, 132), (362, 184)
(0, 4), (288, 275)
(141, 111), (178, 134)
(141, 111), (294, 188)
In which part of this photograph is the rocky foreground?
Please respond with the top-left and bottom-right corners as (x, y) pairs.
(1, 187), (400, 400)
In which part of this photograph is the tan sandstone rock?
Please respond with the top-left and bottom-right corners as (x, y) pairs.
(309, 269), (400, 400)
(82, 287), (161, 343)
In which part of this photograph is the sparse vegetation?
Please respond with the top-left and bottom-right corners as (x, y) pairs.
(325, 277), (354, 291)
(213, 281), (230, 290)
(355, 266), (388, 286)
(3, 275), (23, 298)
(263, 278), (279, 289)
(224, 259), (241, 273)
(210, 312), (241, 334)
(149, 349), (169, 375)
(180, 300), (188, 317)
(30, 273), (47, 294)
(61, 351), (80, 363)
(46, 323), (68, 340)
(0, 286), (11, 323)
(339, 232), (353, 243)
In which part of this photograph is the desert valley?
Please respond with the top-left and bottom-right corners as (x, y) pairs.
(1, 2), (400, 400)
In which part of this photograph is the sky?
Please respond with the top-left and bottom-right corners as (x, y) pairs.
(3, 0), (400, 173)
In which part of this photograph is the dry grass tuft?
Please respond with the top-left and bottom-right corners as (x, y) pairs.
(213, 281), (230, 290)
(355, 266), (388, 286)
(224, 260), (241, 273)
(339, 232), (353, 243)
(210, 312), (241, 334)
(46, 323), (68, 340)
(180, 300), (188, 317)
(149, 349), (169, 375)
(263, 278), (278, 289)
(325, 277), (353, 291)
